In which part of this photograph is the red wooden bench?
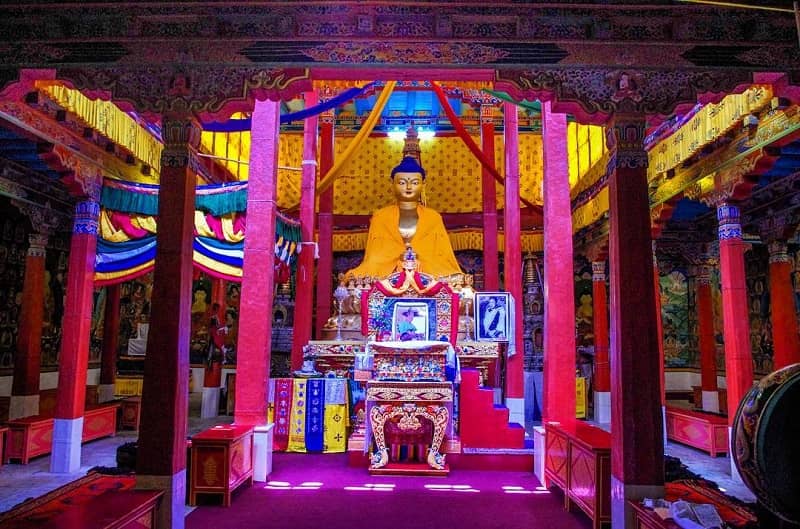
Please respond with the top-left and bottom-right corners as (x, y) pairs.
(5, 402), (120, 464)
(665, 405), (728, 457)
(0, 472), (163, 529)
(545, 420), (612, 529)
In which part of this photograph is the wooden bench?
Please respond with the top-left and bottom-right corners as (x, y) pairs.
(0, 472), (162, 529)
(665, 405), (728, 457)
(5, 402), (120, 464)
(545, 420), (611, 529)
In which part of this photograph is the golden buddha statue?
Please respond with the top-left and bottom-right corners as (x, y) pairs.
(345, 156), (462, 280)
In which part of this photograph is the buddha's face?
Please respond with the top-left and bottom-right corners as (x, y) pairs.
(392, 171), (424, 203)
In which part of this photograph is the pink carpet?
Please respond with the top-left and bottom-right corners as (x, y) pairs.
(187, 453), (592, 529)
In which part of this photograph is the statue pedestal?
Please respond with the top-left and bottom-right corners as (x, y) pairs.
(366, 380), (453, 475)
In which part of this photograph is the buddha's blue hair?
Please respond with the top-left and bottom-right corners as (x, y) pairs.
(390, 157), (426, 179)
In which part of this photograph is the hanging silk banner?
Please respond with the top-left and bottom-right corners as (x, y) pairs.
(202, 83), (377, 132)
(305, 379), (325, 452)
(287, 379), (308, 453)
(430, 82), (539, 211)
(273, 378), (294, 451)
(315, 81), (397, 196)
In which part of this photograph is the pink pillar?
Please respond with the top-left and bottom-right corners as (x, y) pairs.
(314, 109), (335, 339)
(717, 203), (755, 424)
(10, 233), (47, 419)
(481, 104), (499, 291)
(51, 199), (99, 473)
(135, 114), (198, 529)
(291, 91), (319, 369)
(541, 102), (575, 423)
(235, 98), (280, 482)
(696, 264), (719, 413)
(607, 117), (664, 527)
(592, 260), (611, 424)
(503, 102), (524, 423)
(98, 283), (120, 403)
(767, 240), (800, 369)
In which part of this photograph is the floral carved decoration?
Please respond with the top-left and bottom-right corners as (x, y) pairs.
(301, 41), (509, 64)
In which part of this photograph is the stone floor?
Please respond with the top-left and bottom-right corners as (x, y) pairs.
(0, 400), (755, 515)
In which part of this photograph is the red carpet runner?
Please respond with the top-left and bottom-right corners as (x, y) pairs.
(187, 453), (591, 529)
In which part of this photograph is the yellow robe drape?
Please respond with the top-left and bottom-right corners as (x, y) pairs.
(346, 204), (462, 279)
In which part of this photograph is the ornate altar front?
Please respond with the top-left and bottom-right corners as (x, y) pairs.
(363, 341), (454, 475)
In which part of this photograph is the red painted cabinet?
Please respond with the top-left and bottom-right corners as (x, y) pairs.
(189, 424), (254, 506)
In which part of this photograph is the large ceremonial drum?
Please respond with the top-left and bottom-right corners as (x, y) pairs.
(732, 363), (800, 524)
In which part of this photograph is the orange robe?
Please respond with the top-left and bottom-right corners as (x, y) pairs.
(346, 204), (462, 279)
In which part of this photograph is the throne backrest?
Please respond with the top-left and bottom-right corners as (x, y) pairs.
(361, 272), (459, 344)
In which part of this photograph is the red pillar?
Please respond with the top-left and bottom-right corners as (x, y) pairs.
(314, 108), (335, 339)
(767, 240), (800, 369)
(235, 98), (280, 482)
(607, 116), (664, 527)
(503, 102), (524, 423)
(210, 277), (226, 312)
(98, 283), (120, 403)
(592, 260), (611, 424)
(51, 199), (99, 473)
(716, 203), (755, 426)
(481, 103), (499, 291)
(696, 263), (720, 413)
(10, 233), (47, 419)
(135, 114), (198, 529)
(541, 102), (575, 423)
(291, 91), (319, 369)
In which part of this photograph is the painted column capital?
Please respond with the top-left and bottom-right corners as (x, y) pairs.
(160, 113), (201, 169)
(320, 107), (335, 125)
(716, 202), (742, 241)
(610, 114), (648, 169)
(73, 199), (99, 236)
(27, 233), (48, 257)
(479, 103), (496, 124)
(11, 199), (66, 236)
(693, 264), (715, 285)
(768, 240), (792, 264)
(591, 260), (606, 282)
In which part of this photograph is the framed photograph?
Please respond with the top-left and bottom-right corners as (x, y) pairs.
(474, 292), (511, 342)
(391, 300), (431, 341)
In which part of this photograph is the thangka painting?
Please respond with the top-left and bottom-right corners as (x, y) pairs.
(660, 268), (694, 368)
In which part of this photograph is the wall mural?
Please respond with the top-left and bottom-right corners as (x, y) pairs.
(574, 256), (594, 351)
(746, 246), (773, 375)
(710, 269), (724, 372)
(660, 268), (695, 368)
(190, 274), (240, 366)
(0, 197), (70, 375)
(41, 236), (70, 371)
(0, 209), (29, 373)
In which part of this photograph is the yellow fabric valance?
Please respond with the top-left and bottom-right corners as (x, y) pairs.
(648, 85), (773, 178)
(36, 81), (163, 175)
(572, 187), (609, 234)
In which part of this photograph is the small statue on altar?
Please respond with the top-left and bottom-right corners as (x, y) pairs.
(345, 156), (462, 280)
